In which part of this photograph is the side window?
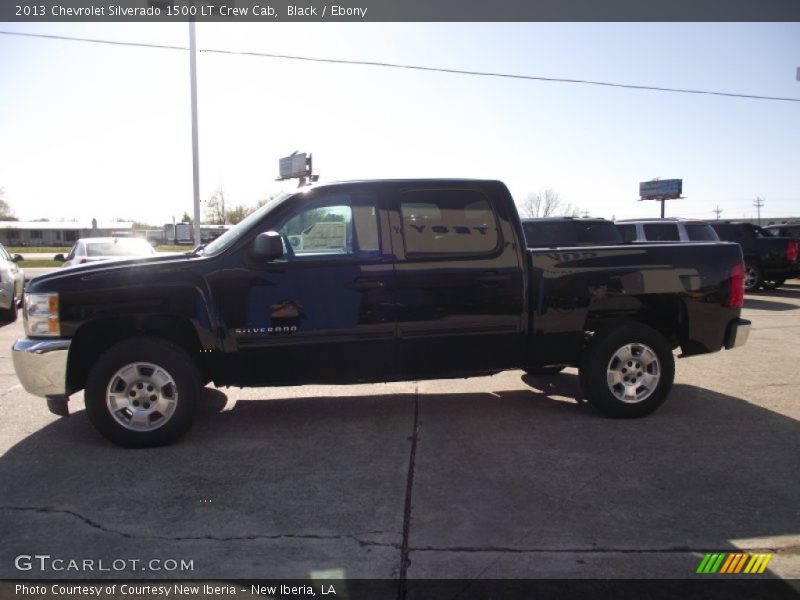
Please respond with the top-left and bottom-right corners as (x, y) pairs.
(643, 223), (680, 241)
(400, 189), (500, 256)
(66, 244), (78, 261)
(617, 224), (637, 242)
(686, 224), (718, 241)
(277, 193), (379, 259)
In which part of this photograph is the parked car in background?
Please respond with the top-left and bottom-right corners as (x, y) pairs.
(764, 222), (800, 239)
(56, 237), (157, 268)
(0, 243), (25, 322)
(521, 217), (623, 248)
(709, 221), (800, 291)
(615, 218), (720, 243)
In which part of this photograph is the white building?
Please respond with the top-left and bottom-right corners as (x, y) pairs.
(0, 219), (134, 247)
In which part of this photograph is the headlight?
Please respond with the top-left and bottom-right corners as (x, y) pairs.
(24, 293), (61, 337)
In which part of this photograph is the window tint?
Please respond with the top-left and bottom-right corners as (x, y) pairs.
(577, 221), (623, 244)
(400, 189), (499, 256)
(643, 223), (680, 241)
(278, 193), (379, 259)
(522, 222), (574, 247)
(617, 224), (637, 243)
(685, 224), (718, 241)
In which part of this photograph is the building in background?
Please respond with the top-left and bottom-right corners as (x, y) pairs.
(0, 219), (134, 246)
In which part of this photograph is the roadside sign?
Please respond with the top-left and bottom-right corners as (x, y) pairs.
(279, 153), (310, 179)
(640, 179), (682, 200)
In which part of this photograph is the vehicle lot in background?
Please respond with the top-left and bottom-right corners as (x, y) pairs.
(710, 222), (800, 292)
(0, 284), (798, 580)
(57, 237), (157, 268)
(0, 243), (24, 322)
(615, 218), (720, 243)
(521, 217), (623, 248)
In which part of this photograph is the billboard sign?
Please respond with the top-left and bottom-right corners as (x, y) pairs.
(279, 153), (310, 179)
(640, 179), (682, 200)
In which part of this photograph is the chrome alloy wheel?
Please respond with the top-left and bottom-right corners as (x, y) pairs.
(606, 343), (661, 404)
(105, 362), (179, 432)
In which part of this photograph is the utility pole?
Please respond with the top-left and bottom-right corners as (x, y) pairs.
(189, 19), (201, 247)
(753, 197), (765, 226)
(219, 188), (226, 224)
(581, 209), (590, 218)
(713, 205), (723, 220)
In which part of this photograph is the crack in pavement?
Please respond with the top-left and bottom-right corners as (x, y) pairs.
(408, 544), (800, 554)
(0, 506), (401, 549)
(397, 382), (420, 600)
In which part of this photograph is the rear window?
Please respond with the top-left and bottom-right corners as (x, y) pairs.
(86, 240), (155, 257)
(617, 224), (637, 242)
(577, 221), (623, 244)
(400, 189), (499, 256)
(522, 221), (575, 247)
(643, 223), (680, 241)
(685, 224), (719, 241)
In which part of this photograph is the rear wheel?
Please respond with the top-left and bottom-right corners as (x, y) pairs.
(85, 337), (201, 447)
(579, 323), (674, 418)
(744, 263), (762, 292)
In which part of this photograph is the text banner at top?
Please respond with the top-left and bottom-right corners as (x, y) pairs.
(3, 0), (800, 22)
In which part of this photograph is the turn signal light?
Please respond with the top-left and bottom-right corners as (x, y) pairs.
(728, 262), (745, 308)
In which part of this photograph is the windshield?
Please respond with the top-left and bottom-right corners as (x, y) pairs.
(86, 239), (155, 257)
(203, 193), (293, 257)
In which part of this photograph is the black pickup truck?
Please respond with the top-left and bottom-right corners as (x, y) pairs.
(13, 180), (750, 447)
(710, 221), (800, 291)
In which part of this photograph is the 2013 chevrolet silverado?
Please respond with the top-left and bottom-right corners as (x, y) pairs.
(13, 179), (750, 447)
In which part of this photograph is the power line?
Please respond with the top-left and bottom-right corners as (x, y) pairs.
(3, 29), (800, 104)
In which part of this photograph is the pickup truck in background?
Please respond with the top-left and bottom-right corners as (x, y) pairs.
(616, 218), (720, 244)
(13, 180), (750, 447)
(710, 221), (800, 291)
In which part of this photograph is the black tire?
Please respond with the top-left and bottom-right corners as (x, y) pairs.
(523, 365), (566, 376)
(85, 337), (201, 447)
(744, 262), (762, 292)
(579, 322), (675, 418)
(761, 279), (786, 290)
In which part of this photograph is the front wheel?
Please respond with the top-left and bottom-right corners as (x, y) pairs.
(579, 323), (675, 418)
(85, 338), (201, 447)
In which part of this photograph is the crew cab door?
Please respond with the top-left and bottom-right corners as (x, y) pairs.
(388, 183), (526, 377)
(210, 187), (396, 385)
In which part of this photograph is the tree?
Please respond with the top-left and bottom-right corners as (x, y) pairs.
(225, 205), (250, 225)
(181, 212), (192, 223)
(0, 187), (17, 220)
(518, 189), (570, 218)
(204, 188), (226, 225)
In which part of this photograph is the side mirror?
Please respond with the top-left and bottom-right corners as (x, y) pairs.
(53, 254), (66, 262)
(12, 254), (23, 263)
(251, 231), (284, 261)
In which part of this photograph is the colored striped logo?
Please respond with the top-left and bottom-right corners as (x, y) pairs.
(696, 552), (773, 574)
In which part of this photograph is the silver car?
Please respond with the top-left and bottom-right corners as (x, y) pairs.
(0, 243), (25, 322)
(57, 237), (157, 268)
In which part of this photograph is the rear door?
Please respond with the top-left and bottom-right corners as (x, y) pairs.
(388, 182), (525, 377)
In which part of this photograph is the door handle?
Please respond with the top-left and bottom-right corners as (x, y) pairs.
(347, 278), (386, 291)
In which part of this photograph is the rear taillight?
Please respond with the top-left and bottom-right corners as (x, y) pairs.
(787, 240), (798, 262)
(728, 262), (745, 308)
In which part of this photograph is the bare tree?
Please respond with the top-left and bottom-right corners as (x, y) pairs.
(204, 188), (226, 225)
(518, 188), (576, 218)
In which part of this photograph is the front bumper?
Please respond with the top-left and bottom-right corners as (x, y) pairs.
(724, 318), (751, 350)
(11, 338), (71, 397)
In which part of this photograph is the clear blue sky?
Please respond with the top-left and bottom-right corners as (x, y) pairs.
(0, 22), (798, 224)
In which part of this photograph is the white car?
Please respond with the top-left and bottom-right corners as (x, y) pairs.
(0, 243), (25, 322)
(57, 237), (157, 268)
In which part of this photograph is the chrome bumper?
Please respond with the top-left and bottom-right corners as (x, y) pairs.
(12, 338), (71, 397)
(725, 318), (751, 350)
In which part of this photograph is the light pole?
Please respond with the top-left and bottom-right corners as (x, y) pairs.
(189, 19), (201, 247)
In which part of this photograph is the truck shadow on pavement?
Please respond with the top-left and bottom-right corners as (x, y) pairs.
(743, 297), (799, 311)
(0, 379), (797, 580)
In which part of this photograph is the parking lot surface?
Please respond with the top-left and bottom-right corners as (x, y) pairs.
(1, 283), (799, 582)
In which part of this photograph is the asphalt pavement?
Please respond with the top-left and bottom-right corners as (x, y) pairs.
(0, 284), (798, 584)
